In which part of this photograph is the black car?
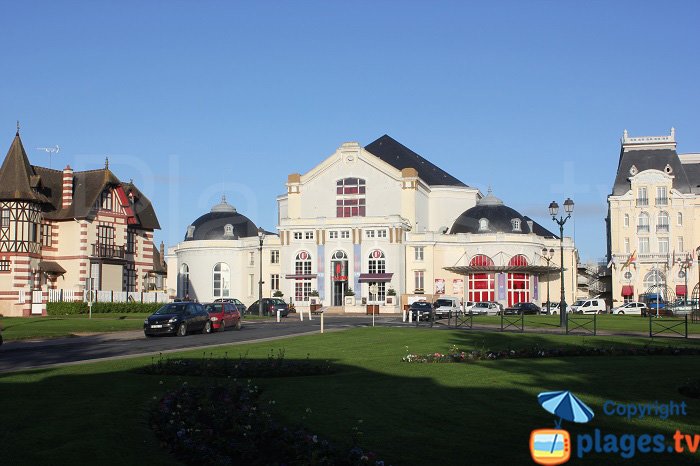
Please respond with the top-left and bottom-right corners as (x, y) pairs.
(409, 301), (433, 321)
(144, 302), (212, 336)
(248, 298), (290, 317)
(213, 297), (247, 315)
(504, 302), (541, 315)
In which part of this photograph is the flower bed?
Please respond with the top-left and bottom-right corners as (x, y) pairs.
(402, 344), (700, 363)
(150, 382), (385, 465)
(139, 349), (335, 378)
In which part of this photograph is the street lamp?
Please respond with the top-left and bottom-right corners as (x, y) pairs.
(549, 198), (574, 327)
(257, 227), (265, 316)
(541, 247), (555, 315)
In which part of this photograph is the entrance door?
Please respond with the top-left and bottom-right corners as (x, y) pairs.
(333, 281), (345, 306)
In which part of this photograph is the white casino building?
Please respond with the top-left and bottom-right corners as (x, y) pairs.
(166, 135), (577, 312)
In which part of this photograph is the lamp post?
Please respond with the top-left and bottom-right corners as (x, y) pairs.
(542, 247), (555, 315)
(549, 198), (574, 327)
(257, 227), (265, 316)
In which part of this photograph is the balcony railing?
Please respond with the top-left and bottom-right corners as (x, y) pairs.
(656, 224), (669, 233)
(92, 243), (125, 259)
(636, 198), (649, 207)
(655, 197), (668, 206)
(637, 225), (650, 233)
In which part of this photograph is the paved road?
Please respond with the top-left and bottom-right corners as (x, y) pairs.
(0, 315), (401, 373)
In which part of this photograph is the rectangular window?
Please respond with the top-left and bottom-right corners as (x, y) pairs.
(329, 231), (338, 239)
(126, 229), (135, 253)
(293, 232), (302, 240)
(656, 186), (668, 205)
(249, 274), (255, 296)
(678, 237), (684, 253)
(658, 237), (669, 254)
(368, 282), (386, 302)
(0, 260), (9, 272)
(414, 271), (424, 292)
(377, 230), (387, 238)
(623, 214), (629, 228)
(249, 251), (255, 266)
(340, 230), (350, 239)
(639, 237), (650, 254)
(636, 187), (648, 206)
(41, 224), (52, 247)
(677, 212), (683, 226)
(415, 246), (424, 261)
(270, 250), (279, 264)
(270, 274), (279, 291)
(624, 238), (630, 254)
(305, 231), (314, 240)
(29, 223), (38, 243)
(1, 209), (9, 228)
(100, 190), (113, 211)
(365, 230), (375, 238)
(295, 281), (311, 301)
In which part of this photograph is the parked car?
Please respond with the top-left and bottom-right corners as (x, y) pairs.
(144, 302), (212, 337)
(639, 293), (667, 314)
(462, 301), (476, 314)
(204, 302), (242, 331)
(213, 297), (247, 315)
(248, 298), (290, 317)
(541, 302), (561, 314)
(611, 301), (647, 316)
(669, 299), (698, 317)
(504, 302), (541, 315)
(569, 298), (607, 314)
(433, 297), (461, 318)
(471, 301), (501, 316)
(409, 301), (433, 321)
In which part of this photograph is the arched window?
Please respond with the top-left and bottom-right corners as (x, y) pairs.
(657, 211), (669, 233)
(511, 219), (521, 232)
(367, 250), (386, 301)
(180, 263), (190, 298)
(295, 251), (312, 301)
(677, 212), (683, 226)
(468, 254), (494, 302)
(478, 218), (489, 232)
(623, 214), (629, 228)
(643, 270), (666, 296)
(336, 178), (366, 217)
(224, 224), (234, 236)
(637, 212), (649, 233)
(507, 255), (530, 306)
(213, 262), (230, 298)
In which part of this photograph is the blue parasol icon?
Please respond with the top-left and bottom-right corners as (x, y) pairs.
(538, 390), (594, 427)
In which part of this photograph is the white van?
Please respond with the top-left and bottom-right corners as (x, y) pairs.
(433, 296), (461, 318)
(568, 298), (607, 314)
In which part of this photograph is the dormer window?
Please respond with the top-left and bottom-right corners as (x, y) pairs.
(97, 189), (113, 211)
(186, 225), (195, 239)
(511, 218), (521, 232)
(478, 218), (489, 232)
(224, 224), (234, 236)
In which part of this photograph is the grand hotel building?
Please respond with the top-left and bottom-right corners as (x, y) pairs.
(167, 135), (577, 312)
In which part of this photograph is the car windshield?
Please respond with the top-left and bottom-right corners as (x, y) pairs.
(154, 303), (187, 315)
(205, 304), (223, 313)
(572, 300), (585, 306)
(413, 302), (431, 308)
(434, 299), (453, 307)
(271, 298), (286, 305)
(475, 303), (488, 307)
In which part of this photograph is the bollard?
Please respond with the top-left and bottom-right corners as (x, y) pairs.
(321, 312), (324, 333)
(277, 310), (280, 322)
(308, 309), (313, 321)
(408, 311), (413, 323)
(403, 310), (407, 322)
(299, 309), (304, 322)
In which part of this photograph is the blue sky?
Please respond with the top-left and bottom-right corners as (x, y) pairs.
(2, 1), (699, 261)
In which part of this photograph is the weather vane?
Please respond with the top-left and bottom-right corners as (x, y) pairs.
(36, 145), (61, 169)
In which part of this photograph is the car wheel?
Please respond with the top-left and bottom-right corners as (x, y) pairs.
(177, 323), (187, 337)
(235, 320), (242, 330)
(203, 321), (212, 334)
(219, 321), (225, 332)
(144, 332), (153, 338)
(552, 311), (558, 315)
(618, 311), (624, 315)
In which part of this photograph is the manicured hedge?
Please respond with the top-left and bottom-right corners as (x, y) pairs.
(47, 302), (164, 315)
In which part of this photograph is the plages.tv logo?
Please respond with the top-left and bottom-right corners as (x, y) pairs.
(530, 390), (594, 465)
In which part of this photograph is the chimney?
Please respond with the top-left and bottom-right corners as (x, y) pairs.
(159, 241), (165, 267)
(62, 165), (74, 209)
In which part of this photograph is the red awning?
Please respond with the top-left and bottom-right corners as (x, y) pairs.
(621, 285), (634, 296)
(284, 274), (317, 280)
(676, 285), (687, 296)
(358, 273), (393, 283)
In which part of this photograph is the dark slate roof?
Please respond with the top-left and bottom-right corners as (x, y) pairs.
(0, 133), (49, 202)
(680, 162), (700, 194)
(450, 192), (556, 237)
(612, 148), (692, 195)
(122, 182), (161, 230)
(185, 198), (259, 241)
(364, 135), (467, 187)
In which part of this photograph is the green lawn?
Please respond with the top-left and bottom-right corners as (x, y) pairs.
(1, 328), (699, 465)
(0, 313), (273, 341)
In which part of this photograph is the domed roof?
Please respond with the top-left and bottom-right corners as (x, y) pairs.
(450, 189), (556, 237)
(184, 196), (259, 241)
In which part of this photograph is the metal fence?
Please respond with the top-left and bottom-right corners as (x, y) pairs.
(47, 289), (168, 304)
(649, 315), (688, 338)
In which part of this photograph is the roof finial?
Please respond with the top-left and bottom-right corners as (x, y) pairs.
(16, 120), (20, 136)
(487, 186), (493, 195)
(221, 194), (227, 203)
(105, 157), (109, 169)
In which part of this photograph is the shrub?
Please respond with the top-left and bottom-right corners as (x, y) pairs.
(273, 290), (284, 298)
(47, 301), (163, 315)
